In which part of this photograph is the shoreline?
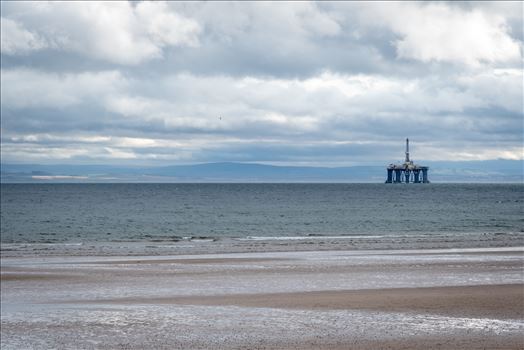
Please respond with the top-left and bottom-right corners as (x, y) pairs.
(2, 231), (523, 258)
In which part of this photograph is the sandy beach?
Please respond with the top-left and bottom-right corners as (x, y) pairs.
(1, 246), (523, 349)
(95, 284), (522, 320)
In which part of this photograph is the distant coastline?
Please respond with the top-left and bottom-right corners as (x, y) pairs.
(1, 160), (522, 183)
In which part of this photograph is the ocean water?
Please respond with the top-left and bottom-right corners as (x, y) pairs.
(1, 183), (522, 244)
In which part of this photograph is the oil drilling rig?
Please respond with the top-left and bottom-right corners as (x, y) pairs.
(385, 138), (429, 183)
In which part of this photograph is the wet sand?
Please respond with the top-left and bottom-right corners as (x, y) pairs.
(1, 247), (523, 349)
(93, 284), (523, 320)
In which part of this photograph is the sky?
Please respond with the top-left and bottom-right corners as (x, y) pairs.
(1, 1), (523, 167)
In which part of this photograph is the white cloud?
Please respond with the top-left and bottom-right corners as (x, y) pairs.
(176, 2), (340, 40)
(254, 2), (341, 38)
(4, 68), (518, 132)
(103, 147), (137, 159)
(105, 95), (162, 118)
(0, 144), (91, 160)
(8, 134), (111, 144)
(136, 2), (200, 48)
(1, 69), (126, 108)
(164, 1), (342, 64)
(0, 17), (47, 54)
(1, 1), (201, 65)
(457, 68), (523, 112)
(102, 71), (513, 161)
(359, 2), (522, 66)
(424, 145), (524, 161)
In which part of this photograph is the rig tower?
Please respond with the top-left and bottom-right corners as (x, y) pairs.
(385, 138), (429, 183)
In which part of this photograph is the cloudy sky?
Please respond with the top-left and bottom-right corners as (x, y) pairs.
(1, 1), (522, 166)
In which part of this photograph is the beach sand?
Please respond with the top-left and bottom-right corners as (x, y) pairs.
(1, 247), (523, 349)
(94, 284), (523, 320)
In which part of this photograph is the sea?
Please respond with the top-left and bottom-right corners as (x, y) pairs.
(1, 183), (523, 247)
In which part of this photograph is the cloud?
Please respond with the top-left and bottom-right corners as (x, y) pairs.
(2, 66), (522, 164)
(136, 2), (200, 48)
(457, 68), (523, 112)
(0, 18), (47, 54)
(1, 68), (520, 133)
(1, 69), (125, 108)
(175, 2), (341, 42)
(368, 2), (522, 66)
(1, 1), (388, 77)
(1, 1), (201, 65)
(0, 2), (522, 166)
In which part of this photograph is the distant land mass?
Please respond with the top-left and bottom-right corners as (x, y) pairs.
(1, 160), (522, 183)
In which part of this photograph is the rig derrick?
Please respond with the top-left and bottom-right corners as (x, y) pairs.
(385, 138), (429, 184)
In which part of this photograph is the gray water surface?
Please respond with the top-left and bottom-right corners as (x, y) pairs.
(1, 183), (522, 243)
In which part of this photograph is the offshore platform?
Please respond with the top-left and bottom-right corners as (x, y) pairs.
(385, 138), (429, 183)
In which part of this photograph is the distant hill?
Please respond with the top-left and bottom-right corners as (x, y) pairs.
(1, 160), (522, 183)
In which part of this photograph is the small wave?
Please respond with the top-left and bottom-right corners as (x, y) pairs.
(184, 236), (217, 243)
(235, 235), (386, 241)
(5, 242), (84, 246)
